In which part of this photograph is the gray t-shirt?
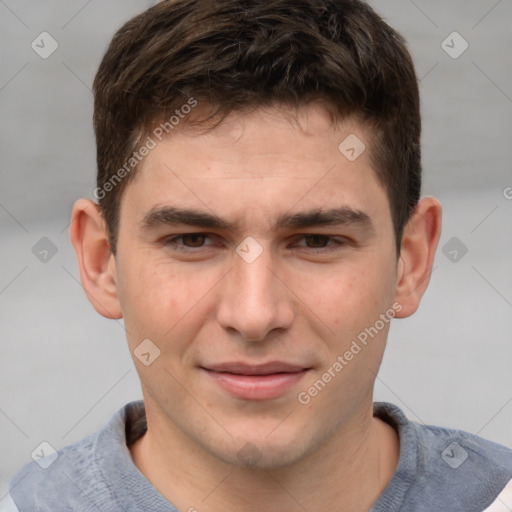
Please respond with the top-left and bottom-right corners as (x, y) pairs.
(5, 400), (512, 511)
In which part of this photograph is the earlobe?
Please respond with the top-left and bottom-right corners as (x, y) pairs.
(69, 199), (123, 320)
(394, 197), (442, 318)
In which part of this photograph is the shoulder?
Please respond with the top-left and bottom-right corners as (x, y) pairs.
(375, 402), (512, 512)
(411, 415), (512, 479)
(412, 420), (512, 511)
(8, 401), (145, 512)
(8, 430), (107, 511)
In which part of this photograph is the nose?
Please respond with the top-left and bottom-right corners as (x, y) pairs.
(216, 243), (295, 342)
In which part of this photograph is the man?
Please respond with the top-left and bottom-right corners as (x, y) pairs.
(6, 0), (512, 510)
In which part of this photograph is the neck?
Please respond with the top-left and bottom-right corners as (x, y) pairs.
(129, 401), (399, 512)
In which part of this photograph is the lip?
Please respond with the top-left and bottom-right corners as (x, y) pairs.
(201, 361), (310, 400)
(204, 361), (308, 375)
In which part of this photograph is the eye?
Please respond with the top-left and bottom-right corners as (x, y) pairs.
(179, 233), (208, 247)
(302, 235), (330, 248)
(164, 233), (214, 251)
(294, 234), (348, 252)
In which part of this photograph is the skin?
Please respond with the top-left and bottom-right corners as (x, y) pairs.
(70, 103), (441, 512)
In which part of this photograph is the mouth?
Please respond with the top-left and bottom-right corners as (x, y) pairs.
(200, 361), (311, 400)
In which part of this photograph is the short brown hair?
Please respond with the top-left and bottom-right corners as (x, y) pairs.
(93, 0), (421, 254)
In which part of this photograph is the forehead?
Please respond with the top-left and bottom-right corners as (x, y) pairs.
(120, 105), (391, 232)
(143, 104), (371, 176)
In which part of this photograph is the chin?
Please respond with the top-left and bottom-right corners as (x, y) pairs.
(209, 429), (318, 471)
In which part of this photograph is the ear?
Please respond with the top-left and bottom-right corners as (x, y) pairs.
(394, 196), (442, 318)
(69, 198), (123, 319)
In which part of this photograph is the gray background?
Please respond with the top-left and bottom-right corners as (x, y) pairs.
(1, 0), (511, 501)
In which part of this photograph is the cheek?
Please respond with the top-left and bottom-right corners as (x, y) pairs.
(297, 264), (394, 409)
(117, 255), (220, 353)
(116, 256), (179, 340)
(289, 258), (393, 334)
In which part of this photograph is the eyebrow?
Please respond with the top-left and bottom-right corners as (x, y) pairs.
(140, 206), (374, 233)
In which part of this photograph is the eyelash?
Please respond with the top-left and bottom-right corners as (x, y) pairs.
(163, 233), (348, 253)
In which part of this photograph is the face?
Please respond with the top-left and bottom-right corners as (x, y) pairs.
(114, 104), (400, 469)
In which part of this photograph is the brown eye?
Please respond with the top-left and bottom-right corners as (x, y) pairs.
(164, 233), (212, 251)
(303, 235), (330, 248)
(292, 235), (348, 254)
(180, 234), (207, 247)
